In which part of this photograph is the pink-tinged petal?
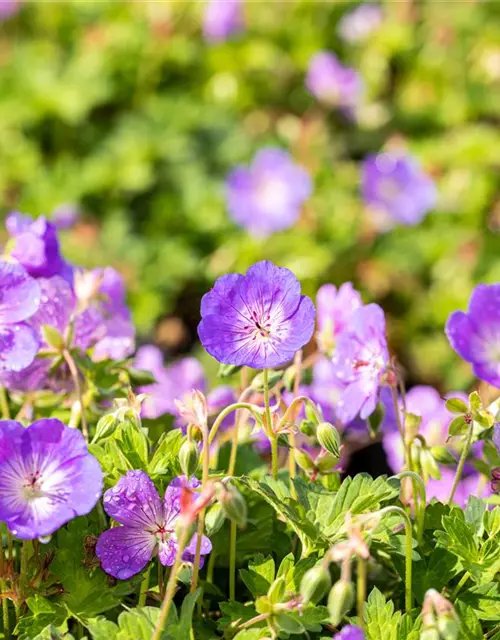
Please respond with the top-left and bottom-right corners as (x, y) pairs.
(96, 526), (155, 579)
(352, 304), (386, 344)
(0, 261), (41, 324)
(135, 345), (164, 378)
(6, 212), (32, 235)
(102, 470), (162, 529)
(445, 311), (485, 363)
(405, 386), (443, 417)
(158, 537), (177, 566)
(0, 322), (39, 373)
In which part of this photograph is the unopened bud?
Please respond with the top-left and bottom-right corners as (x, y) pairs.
(92, 413), (118, 443)
(328, 579), (354, 626)
(174, 390), (208, 428)
(295, 448), (315, 472)
(491, 467), (500, 493)
(205, 502), (226, 536)
(300, 565), (331, 604)
(437, 617), (459, 640)
(219, 483), (247, 528)
(420, 630), (440, 640)
(420, 447), (441, 483)
(299, 420), (316, 437)
(179, 440), (200, 478)
(316, 451), (340, 475)
(251, 370), (284, 392)
(316, 422), (341, 458)
(217, 363), (243, 379)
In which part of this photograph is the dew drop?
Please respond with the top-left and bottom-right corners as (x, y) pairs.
(122, 554), (130, 562)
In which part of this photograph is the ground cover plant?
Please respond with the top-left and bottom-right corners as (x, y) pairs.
(2, 1), (500, 640)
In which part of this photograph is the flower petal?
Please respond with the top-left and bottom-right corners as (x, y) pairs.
(102, 470), (162, 529)
(96, 526), (155, 579)
(0, 322), (39, 373)
(0, 261), (41, 324)
(445, 311), (484, 363)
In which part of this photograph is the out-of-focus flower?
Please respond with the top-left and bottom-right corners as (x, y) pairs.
(175, 389), (208, 428)
(207, 385), (237, 430)
(446, 283), (500, 387)
(306, 52), (363, 112)
(362, 152), (437, 229)
(0, 418), (103, 539)
(135, 346), (206, 421)
(337, 5), (383, 43)
(5, 213), (73, 281)
(0, 0), (20, 20)
(332, 624), (365, 640)
(316, 283), (362, 355)
(427, 468), (490, 507)
(52, 204), (80, 230)
(96, 471), (211, 579)
(198, 260), (316, 369)
(202, 0), (244, 43)
(226, 148), (312, 237)
(331, 304), (389, 423)
(0, 260), (40, 373)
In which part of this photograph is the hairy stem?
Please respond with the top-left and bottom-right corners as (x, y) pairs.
(229, 521), (237, 601)
(1, 529), (10, 639)
(357, 556), (367, 630)
(152, 527), (190, 640)
(63, 350), (88, 441)
(208, 402), (262, 447)
(374, 506), (413, 612)
(191, 418), (210, 594)
(288, 351), (303, 499)
(394, 471), (426, 544)
(138, 565), (150, 607)
(263, 369), (279, 479)
(448, 420), (474, 505)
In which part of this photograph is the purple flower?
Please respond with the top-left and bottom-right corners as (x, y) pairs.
(198, 260), (316, 369)
(316, 283), (362, 355)
(0, 261), (41, 373)
(135, 346), (206, 420)
(333, 624), (365, 640)
(446, 283), (500, 386)
(331, 304), (389, 424)
(362, 151), (437, 229)
(6, 213), (73, 281)
(0, 419), (103, 539)
(0, 0), (20, 20)
(202, 0), (244, 43)
(306, 52), (363, 111)
(96, 471), (212, 579)
(226, 148), (312, 237)
(207, 385), (237, 430)
(52, 204), (80, 230)
(337, 5), (383, 43)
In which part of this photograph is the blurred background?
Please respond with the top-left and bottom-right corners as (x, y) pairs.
(1, 0), (499, 393)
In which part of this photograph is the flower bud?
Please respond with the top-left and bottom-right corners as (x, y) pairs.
(420, 630), (440, 640)
(179, 440), (200, 477)
(316, 451), (339, 475)
(217, 363), (243, 379)
(300, 565), (331, 604)
(205, 502), (226, 536)
(299, 420), (316, 437)
(174, 390), (208, 428)
(295, 448), (315, 472)
(491, 467), (500, 493)
(316, 422), (341, 458)
(218, 483), (247, 528)
(328, 579), (354, 626)
(437, 617), (459, 640)
(92, 414), (119, 444)
(251, 370), (284, 391)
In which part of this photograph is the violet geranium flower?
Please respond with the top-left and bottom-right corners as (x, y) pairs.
(202, 0), (244, 43)
(331, 303), (389, 423)
(0, 419), (103, 539)
(337, 5), (383, 43)
(306, 52), (363, 112)
(226, 148), (312, 237)
(96, 471), (212, 580)
(316, 282), (362, 355)
(362, 151), (437, 229)
(0, 260), (41, 373)
(446, 283), (500, 387)
(198, 260), (316, 369)
(5, 212), (73, 281)
(333, 625), (365, 640)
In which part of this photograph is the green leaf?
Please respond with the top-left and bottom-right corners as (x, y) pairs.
(274, 612), (304, 634)
(446, 397), (469, 414)
(218, 601), (258, 632)
(448, 416), (468, 437)
(456, 601), (483, 639)
(240, 554), (275, 598)
(464, 496), (486, 535)
(469, 392), (482, 412)
(148, 429), (183, 477)
(249, 554), (275, 584)
(177, 588), (201, 640)
(127, 367), (157, 386)
(364, 588), (402, 640)
(233, 629), (267, 640)
(430, 445), (457, 465)
(115, 606), (176, 640)
(458, 582), (500, 621)
(14, 595), (68, 640)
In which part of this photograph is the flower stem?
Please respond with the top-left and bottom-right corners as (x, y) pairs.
(263, 369), (279, 479)
(0, 387), (10, 420)
(356, 556), (367, 630)
(206, 551), (216, 585)
(191, 419), (210, 594)
(288, 351), (303, 499)
(394, 471), (426, 544)
(138, 565), (150, 607)
(152, 527), (189, 640)
(19, 540), (31, 602)
(450, 571), (471, 600)
(448, 420), (474, 505)
(158, 562), (164, 599)
(229, 520), (237, 601)
(63, 350), (88, 441)
(1, 529), (10, 639)
(228, 376), (251, 477)
(208, 402), (262, 447)
(373, 506), (413, 612)
(270, 436), (279, 480)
